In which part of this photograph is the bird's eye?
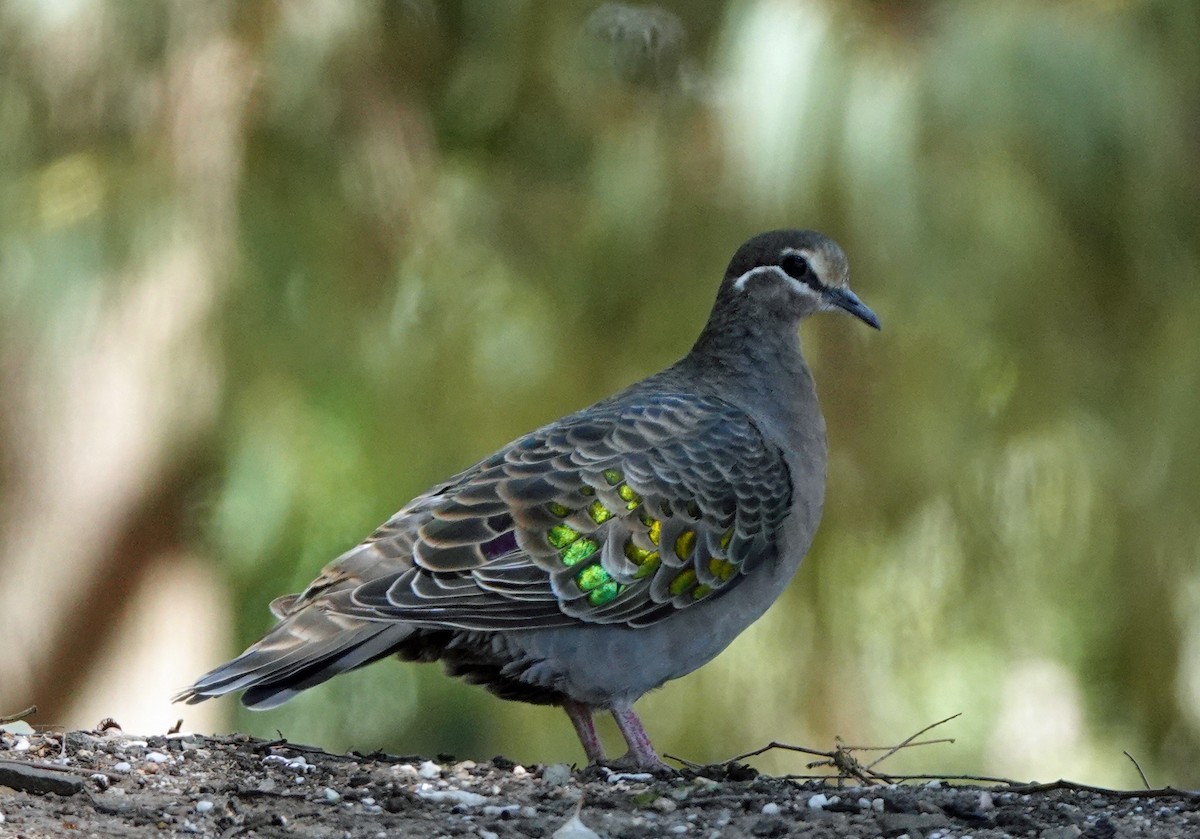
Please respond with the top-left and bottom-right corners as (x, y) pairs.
(780, 253), (812, 282)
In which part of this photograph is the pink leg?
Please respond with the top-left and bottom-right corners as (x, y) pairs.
(562, 699), (607, 764)
(611, 706), (670, 770)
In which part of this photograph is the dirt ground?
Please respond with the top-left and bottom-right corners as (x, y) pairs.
(1, 727), (1198, 838)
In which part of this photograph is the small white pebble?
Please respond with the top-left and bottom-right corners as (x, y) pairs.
(195, 800), (214, 814)
(760, 802), (781, 816)
(979, 790), (994, 811)
(512, 764), (527, 777)
(145, 751), (170, 764)
(361, 797), (376, 806)
(113, 761), (133, 773)
(654, 797), (677, 813)
(418, 760), (441, 779)
(0, 812), (5, 824)
(807, 793), (830, 810)
(262, 754), (313, 772)
(872, 798), (885, 812)
(482, 804), (520, 817)
(13, 737), (31, 752)
(857, 797), (872, 809)
(479, 831), (499, 839)
(925, 779), (942, 789)
(414, 786), (488, 806)
(670, 825), (688, 834)
(520, 806), (538, 819)
(323, 788), (341, 803)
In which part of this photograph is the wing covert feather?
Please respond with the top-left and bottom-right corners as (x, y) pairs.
(335, 392), (794, 631)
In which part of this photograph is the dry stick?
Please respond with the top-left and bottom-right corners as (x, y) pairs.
(0, 757), (123, 781)
(663, 753), (706, 770)
(722, 741), (838, 764)
(708, 714), (962, 786)
(1123, 750), (1151, 790)
(676, 718), (1196, 801)
(1000, 779), (1200, 801)
(0, 705), (38, 725)
(779, 772), (1021, 785)
(865, 713), (961, 771)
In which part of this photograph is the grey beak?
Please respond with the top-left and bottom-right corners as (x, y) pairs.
(824, 286), (881, 330)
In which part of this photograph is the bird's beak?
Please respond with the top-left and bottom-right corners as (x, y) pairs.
(823, 286), (881, 330)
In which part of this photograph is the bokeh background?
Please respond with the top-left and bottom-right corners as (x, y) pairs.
(2, 0), (1198, 787)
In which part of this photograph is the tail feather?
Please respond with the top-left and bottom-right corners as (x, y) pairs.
(240, 625), (412, 709)
(175, 605), (415, 709)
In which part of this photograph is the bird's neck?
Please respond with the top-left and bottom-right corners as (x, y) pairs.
(681, 311), (822, 441)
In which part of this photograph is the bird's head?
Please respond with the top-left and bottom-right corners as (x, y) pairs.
(722, 229), (880, 330)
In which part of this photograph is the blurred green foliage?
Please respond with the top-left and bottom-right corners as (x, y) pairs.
(2, 0), (1198, 785)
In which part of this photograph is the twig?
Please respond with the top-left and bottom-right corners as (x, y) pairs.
(865, 713), (961, 770)
(663, 753), (705, 770)
(1123, 751), (1151, 790)
(0, 705), (37, 725)
(1000, 779), (1200, 801)
(722, 741), (834, 764)
(808, 772), (1028, 785)
(710, 713), (963, 786)
(832, 738), (956, 752)
(0, 758), (122, 781)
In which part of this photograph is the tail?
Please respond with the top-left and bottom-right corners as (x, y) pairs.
(174, 597), (414, 710)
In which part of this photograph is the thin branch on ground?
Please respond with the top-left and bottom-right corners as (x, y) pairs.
(0, 757), (122, 781)
(698, 713), (964, 786)
(1123, 750), (1151, 790)
(865, 713), (961, 770)
(999, 779), (1200, 801)
(663, 753), (706, 770)
(0, 705), (38, 725)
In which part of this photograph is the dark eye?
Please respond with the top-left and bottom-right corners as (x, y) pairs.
(780, 253), (812, 282)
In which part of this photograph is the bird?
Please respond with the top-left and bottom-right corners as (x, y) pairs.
(176, 229), (880, 770)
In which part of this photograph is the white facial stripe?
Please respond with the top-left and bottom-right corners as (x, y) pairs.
(732, 262), (820, 297)
(733, 264), (785, 291)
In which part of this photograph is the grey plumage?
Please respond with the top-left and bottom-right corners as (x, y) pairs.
(177, 229), (879, 769)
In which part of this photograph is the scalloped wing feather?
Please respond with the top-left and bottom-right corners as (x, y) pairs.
(338, 392), (793, 630)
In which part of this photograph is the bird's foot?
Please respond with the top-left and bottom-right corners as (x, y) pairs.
(603, 751), (675, 774)
(608, 706), (673, 773)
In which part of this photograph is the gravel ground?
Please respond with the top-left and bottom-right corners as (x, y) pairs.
(1, 728), (1198, 838)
